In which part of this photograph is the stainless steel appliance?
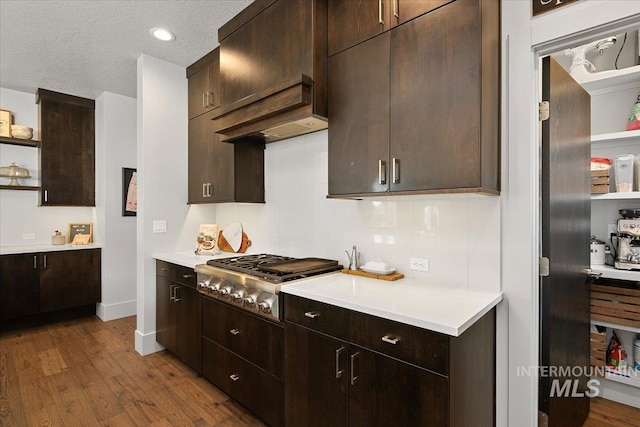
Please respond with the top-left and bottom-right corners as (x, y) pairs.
(613, 209), (640, 270)
(195, 254), (342, 321)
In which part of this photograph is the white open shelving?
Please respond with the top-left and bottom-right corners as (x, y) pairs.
(604, 367), (640, 388)
(591, 264), (640, 281)
(579, 64), (640, 94)
(591, 192), (640, 200)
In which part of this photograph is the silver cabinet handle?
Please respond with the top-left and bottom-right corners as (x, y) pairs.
(230, 374), (240, 382)
(392, 158), (400, 184)
(182, 274), (194, 279)
(335, 347), (345, 379)
(202, 92), (206, 109)
(174, 286), (181, 303)
(230, 329), (240, 336)
(208, 183), (213, 197)
(202, 183), (207, 198)
(43, 254), (47, 268)
(382, 335), (399, 345)
(169, 285), (175, 302)
(44, 190), (48, 203)
(33, 255), (37, 269)
(378, 160), (387, 185)
(378, 0), (384, 25)
(304, 311), (320, 319)
(394, 0), (399, 18)
(350, 352), (360, 385)
(207, 92), (213, 107)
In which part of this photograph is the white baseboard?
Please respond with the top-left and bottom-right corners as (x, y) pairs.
(96, 299), (137, 321)
(134, 329), (164, 356)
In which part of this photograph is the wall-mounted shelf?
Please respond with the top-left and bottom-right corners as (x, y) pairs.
(604, 367), (640, 388)
(591, 319), (640, 334)
(0, 136), (40, 147)
(592, 129), (640, 150)
(591, 192), (640, 200)
(591, 264), (640, 281)
(579, 64), (640, 94)
(0, 185), (40, 191)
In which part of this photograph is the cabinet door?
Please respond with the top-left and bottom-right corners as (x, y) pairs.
(155, 276), (176, 353)
(349, 346), (448, 426)
(328, 32), (390, 196)
(188, 67), (209, 120)
(174, 284), (202, 372)
(188, 111), (216, 203)
(208, 56), (220, 110)
(39, 96), (95, 206)
(39, 249), (101, 312)
(390, 0), (481, 192)
(284, 322), (348, 427)
(0, 254), (40, 320)
(328, 0), (387, 56)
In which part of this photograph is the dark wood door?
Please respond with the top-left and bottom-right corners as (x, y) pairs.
(155, 276), (176, 353)
(39, 249), (101, 312)
(188, 111), (215, 203)
(328, 0), (387, 56)
(284, 322), (348, 427)
(348, 345), (448, 426)
(174, 284), (202, 373)
(0, 254), (40, 320)
(539, 56), (591, 427)
(389, 0), (480, 192)
(38, 90), (95, 206)
(392, 0), (453, 26)
(328, 32), (390, 196)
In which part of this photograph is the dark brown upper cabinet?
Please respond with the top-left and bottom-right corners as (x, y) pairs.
(328, 0), (453, 56)
(37, 89), (95, 206)
(212, 0), (328, 143)
(187, 48), (265, 204)
(328, 0), (500, 197)
(187, 48), (220, 120)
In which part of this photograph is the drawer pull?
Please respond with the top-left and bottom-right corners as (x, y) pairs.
(304, 311), (320, 319)
(350, 352), (360, 385)
(335, 347), (345, 379)
(381, 335), (399, 345)
(230, 374), (240, 382)
(182, 274), (194, 279)
(230, 329), (240, 336)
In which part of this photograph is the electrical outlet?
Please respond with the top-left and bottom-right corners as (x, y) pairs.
(153, 220), (167, 233)
(608, 223), (618, 236)
(22, 233), (36, 240)
(410, 257), (429, 272)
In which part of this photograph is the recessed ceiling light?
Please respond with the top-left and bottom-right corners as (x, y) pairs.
(150, 28), (175, 41)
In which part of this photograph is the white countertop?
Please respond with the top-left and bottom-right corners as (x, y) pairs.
(0, 243), (103, 255)
(153, 250), (239, 269)
(281, 273), (502, 337)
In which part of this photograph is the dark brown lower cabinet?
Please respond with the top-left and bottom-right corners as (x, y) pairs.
(155, 261), (201, 373)
(0, 253), (40, 320)
(284, 294), (496, 426)
(202, 296), (284, 426)
(0, 249), (101, 321)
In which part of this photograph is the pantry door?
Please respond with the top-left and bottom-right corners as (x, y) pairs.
(539, 56), (591, 427)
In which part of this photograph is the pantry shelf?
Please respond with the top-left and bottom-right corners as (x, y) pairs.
(579, 64), (640, 94)
(591, 192), (640, 200)
(591, 129), (640, 149)
(604, 367), (640, 388)
(591, 319), (640, 334)
(590, 264), (640, 281)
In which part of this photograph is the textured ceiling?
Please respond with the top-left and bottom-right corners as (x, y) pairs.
(0, 0), (252, 100)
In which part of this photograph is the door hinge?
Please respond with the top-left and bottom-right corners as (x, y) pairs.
(539, 256), (550, 277)
(539, 101), (550, 121)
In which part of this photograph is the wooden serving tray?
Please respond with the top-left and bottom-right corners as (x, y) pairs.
(341, 269), (404, 281)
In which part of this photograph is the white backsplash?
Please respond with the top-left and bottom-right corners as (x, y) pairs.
(216, 131), (501, 291)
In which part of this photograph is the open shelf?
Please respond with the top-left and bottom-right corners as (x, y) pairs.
(0, 136), (40, 147)
(579, 64), (640, 94)
(591, 319), (640, 334)
(604, 366), (640, 388)
(0, 185), (40, 191)
(592, 129), (640, 149)
(591, 264), (640, 281)
(591, 192), (640, 200)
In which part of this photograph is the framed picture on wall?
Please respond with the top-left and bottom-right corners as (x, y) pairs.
(122, 167), (137, 217)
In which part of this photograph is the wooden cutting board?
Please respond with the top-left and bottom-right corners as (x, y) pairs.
(342, 269), (404, 281)
(260, 258), (339, 274)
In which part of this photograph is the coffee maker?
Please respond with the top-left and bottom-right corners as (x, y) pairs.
(612, 209), (640, 270)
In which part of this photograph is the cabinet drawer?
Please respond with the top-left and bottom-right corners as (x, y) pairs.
(284, 294), (349, 340)
(202, 297), (283, 378)
(156, 260), (176, 280)
(174, 264), (197, 288)
(203, 338), (283, 427)
(349, 310), (449, 375)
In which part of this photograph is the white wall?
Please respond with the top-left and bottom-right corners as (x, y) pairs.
(502, 1), (640, 425)
(135, 54), (217, 355)
(0, 88), (94, 245)
(216, 131), (501, 291)
(95, 92), (137, 321)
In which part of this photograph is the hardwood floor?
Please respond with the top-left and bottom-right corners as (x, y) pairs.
(0, 315), (265, 426)
(584, 397), (640, 427)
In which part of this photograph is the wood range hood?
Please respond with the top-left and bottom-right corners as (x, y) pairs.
(213, 0), (328, 143)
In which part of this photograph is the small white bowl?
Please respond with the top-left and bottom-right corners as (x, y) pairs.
(11, 125), (33, 140)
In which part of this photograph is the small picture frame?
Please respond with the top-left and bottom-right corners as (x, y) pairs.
(122, 167), (137, 217)
(68, 223), (93, 244)
(0, 109), (12, 137)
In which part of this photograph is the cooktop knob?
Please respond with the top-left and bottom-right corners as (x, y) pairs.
(258, 298), (273, 314)
(231, 289), (246, 303)
(219, 284), (234, 299)
(244, 294), (258, 308)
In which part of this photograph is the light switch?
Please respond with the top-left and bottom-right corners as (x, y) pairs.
(153, 220), (167, 233)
